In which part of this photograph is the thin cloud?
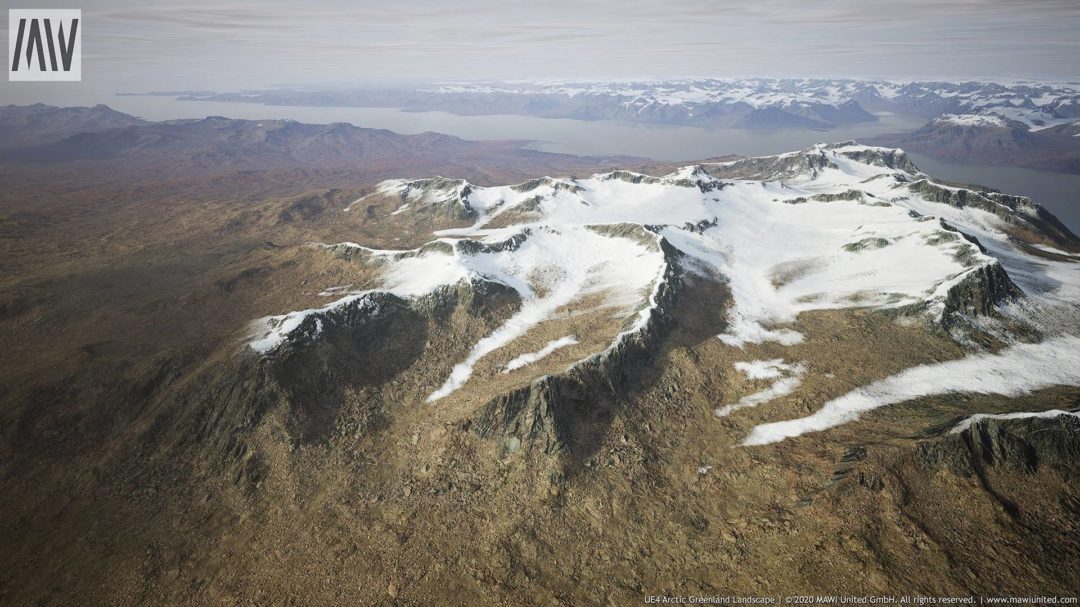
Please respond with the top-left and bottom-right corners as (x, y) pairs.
(0, 0), (1077, 104)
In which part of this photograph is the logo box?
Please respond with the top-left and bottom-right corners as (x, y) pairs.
(9, 9), (82, 81)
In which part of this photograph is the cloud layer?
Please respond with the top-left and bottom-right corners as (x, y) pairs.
(3, 0), (1078, 103)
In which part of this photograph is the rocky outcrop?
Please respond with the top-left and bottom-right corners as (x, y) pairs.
(169, 292), (427, 456)
(664, 166), (728, 192)
(842, 237), (890, 252)
(321, 239), (455, 263)
(156, 278), (521, 489)
(879, 237), (1025, 342)
(709, 143), (916, 183)
(982, 191), (1080, 247)
(813, 189), (866, 203)
(939, 261), (1023, 319)
(905, 179), (1079, 250)
(918, 412), (1080, 477)
(601, 170), (662, 185)
(510, 177), (583, 195)
(837, 145), (920, 173)
(707, 149), (836, 181)
(896, 259), (1022, 338)
(454, 230), (529, 255)
(392, 177), (476, 221)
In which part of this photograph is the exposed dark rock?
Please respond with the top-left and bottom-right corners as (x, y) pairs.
(905, 179), (1079, 250)
(842, 237), (890, 252)
(918, 412), (1080, 477)
(707, 148), (837, 181)
(455, 230), (530, 255)
(812, 189), (865, 202)
(602, 170), (662, 185)
(940, 261), (1023, 318)
(510, 177), (584, 194)
(392, 177), (476, 221)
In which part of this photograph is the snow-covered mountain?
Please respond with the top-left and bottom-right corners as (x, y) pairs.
(144, 79), (1080, 172)
(247, 142), (1080, 449)
(865, 80), (1080, 129)
(870, 109), (1080, 174)
(167, 78), (1080, 132)
(425, 78), (1080, 130)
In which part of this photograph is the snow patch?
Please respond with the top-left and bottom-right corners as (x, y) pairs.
(504, 336), (579, 372)
(743, 335), (1080, 446)
(950, 409), (1080, 434)
(715, 360), (807, 417)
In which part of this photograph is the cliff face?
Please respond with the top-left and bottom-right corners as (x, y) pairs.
(919, 413), (1080, 478)
(906, 179), (1079, 249)
(473, 235), (684, 458)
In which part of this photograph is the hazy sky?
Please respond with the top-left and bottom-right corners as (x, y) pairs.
(3, 0), (1079, 105)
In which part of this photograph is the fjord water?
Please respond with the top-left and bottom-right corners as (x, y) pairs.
(107, 95), (1080, 232)
(106, 95), (927, 159)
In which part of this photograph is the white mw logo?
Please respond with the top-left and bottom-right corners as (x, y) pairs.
(9, 9), (81, 81)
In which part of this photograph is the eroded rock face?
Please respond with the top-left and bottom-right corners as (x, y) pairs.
(905, 179), (1078, 249)
(707, 148), (837, 181)
(164, 280), (521, 475)
(940, 262), (1023, 319)
(918, 413), (1080, 477)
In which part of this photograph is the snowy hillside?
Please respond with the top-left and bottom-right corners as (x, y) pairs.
(248, 143), (1080, 446)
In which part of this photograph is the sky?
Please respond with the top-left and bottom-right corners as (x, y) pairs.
(2, 0), (1080, 105)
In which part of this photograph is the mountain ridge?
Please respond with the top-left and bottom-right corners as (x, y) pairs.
(144, 78), (1080, 131)
(243, 142), (1079, 456)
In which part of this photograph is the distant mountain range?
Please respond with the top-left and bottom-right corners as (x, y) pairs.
(130, 79), (1080, 172)
(139, 78), (1080, 130)
(0, 105), (653, 179)
(425, 79), (1080, 130)
(4, 115), (482, 168)
(0, 103), (146, 147)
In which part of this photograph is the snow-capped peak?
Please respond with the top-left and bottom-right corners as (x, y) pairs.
(931, 113), (1009, 128)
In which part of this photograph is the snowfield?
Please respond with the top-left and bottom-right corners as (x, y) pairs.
(248, 142), (1080, 442)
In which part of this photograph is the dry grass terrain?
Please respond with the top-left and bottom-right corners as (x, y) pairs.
(0, 112), (1077, 605)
